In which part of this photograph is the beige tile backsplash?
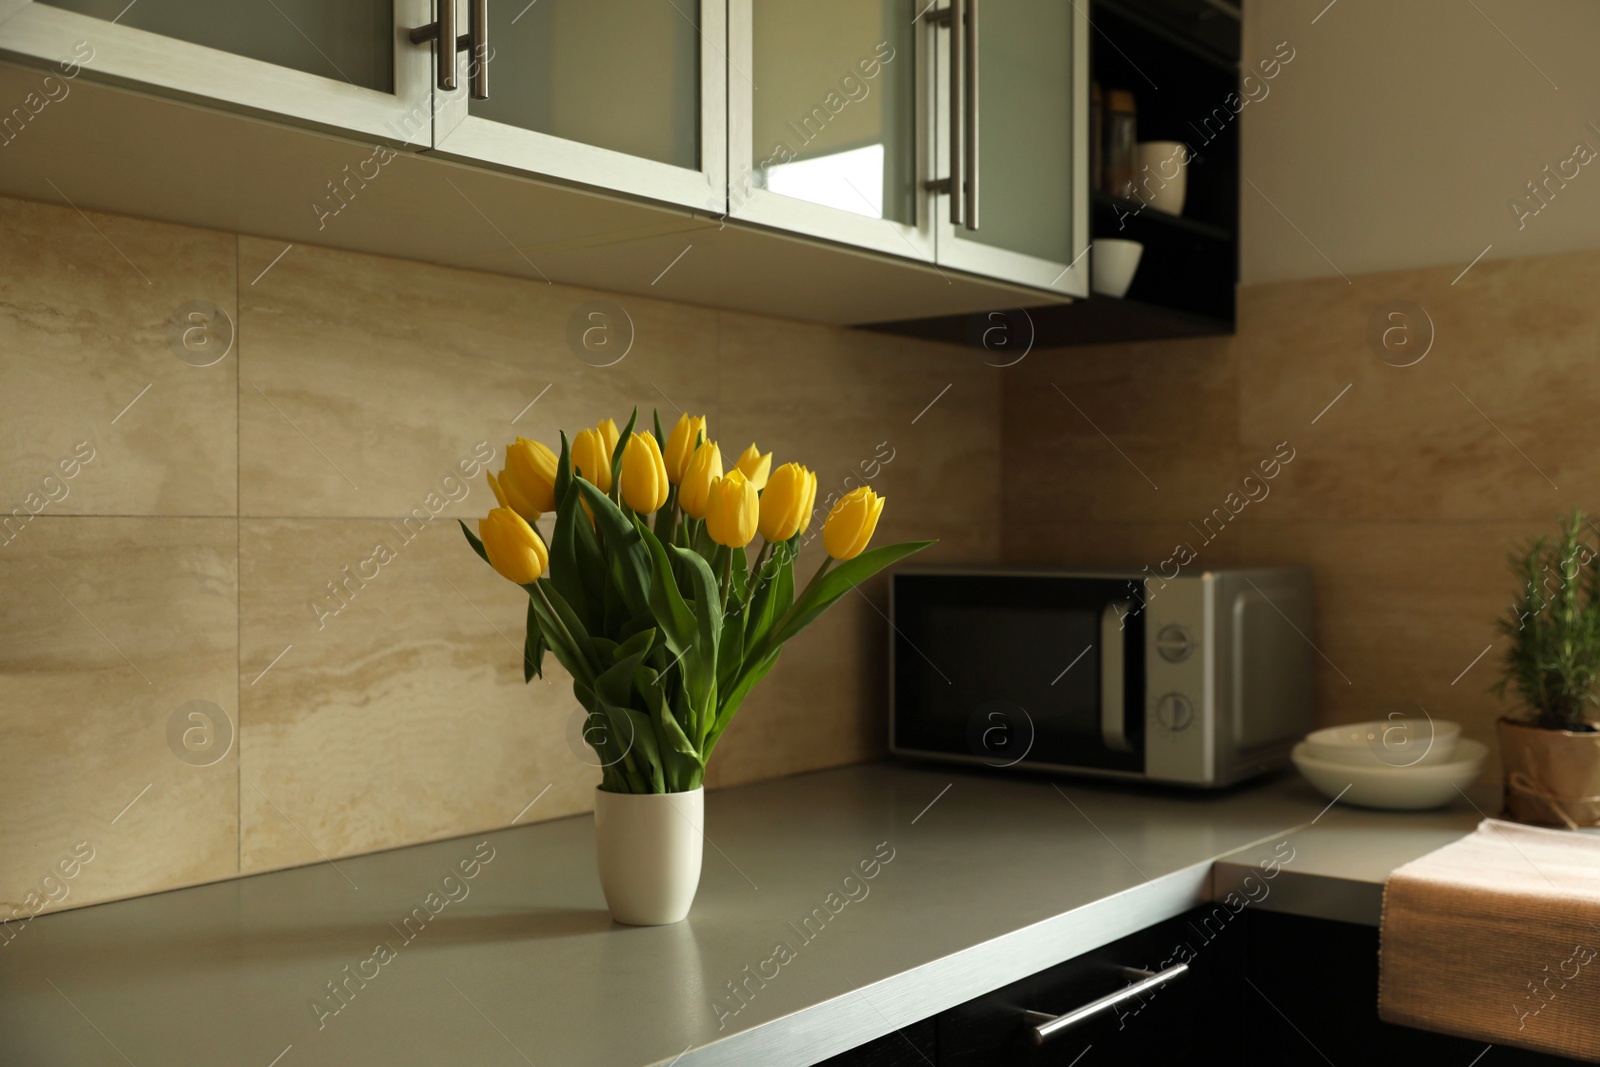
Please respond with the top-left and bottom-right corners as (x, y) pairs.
(0, 195), (999, 913)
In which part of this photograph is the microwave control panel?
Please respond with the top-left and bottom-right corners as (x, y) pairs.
(1142, 578), (1215, 784)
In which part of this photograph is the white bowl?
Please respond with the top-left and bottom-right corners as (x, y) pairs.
(1292, 739), (1486, 811)
(1302, 719), (1461, 768)
(1092, 239), (1143, 298)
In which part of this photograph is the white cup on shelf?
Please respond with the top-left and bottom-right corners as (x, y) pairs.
(1091, 239), (1143, 299)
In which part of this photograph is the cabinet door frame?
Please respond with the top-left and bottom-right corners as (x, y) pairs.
(932, 0), (1089, 298)
(428, 0), (726, 213)
(724, 0), (935, 263)
(0, 0), (435, 147)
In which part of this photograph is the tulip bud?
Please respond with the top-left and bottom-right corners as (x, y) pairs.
(823, 486), (885, 561)
(798, 467), (819, 533)
(619, 432), (670, 513)
(485, 469), (541, 526)
(678, 440), (723, 519)
(479, 507), (548, 585)
(572, 427), (612, 492)
(663, 413), (708, 485)
(503, 438), (558, 514)
(705, 470), (759, 548)
(734, 443), (772, 491)
(757, 462), (816, 542)
(597, 418), (620, 464)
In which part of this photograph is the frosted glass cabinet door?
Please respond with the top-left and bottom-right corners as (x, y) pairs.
(432, 0), (726, 212)
(727, 0), (931, 261)
(6, 0), (433, 142)
(935, 0), (1089, 296)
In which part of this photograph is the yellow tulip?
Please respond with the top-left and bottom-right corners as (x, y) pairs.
(734, 443), (772, 491)
(798, 466), (819, 533)
(572, 427), (612, 492)
(479, 507), (548, 585)
(757, 462), (816, 542)
(823, 486), (885, 560)
(597, 418), (620, 463)
(678, 440), (723, 519)
(503, 438), (558, 514)
(485, 469), (541, 526)
(619, 432), (669, 513)
(705, 470), (759, 548)
(663, 413), (708, 485)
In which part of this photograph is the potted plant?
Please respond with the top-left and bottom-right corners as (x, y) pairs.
(1492, 509), (1600, 828)
(461, 409), (931, 924)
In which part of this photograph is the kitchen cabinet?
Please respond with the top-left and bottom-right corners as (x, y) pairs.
(13, 0), (433, 143)
(729, 0), (1090, 299)
(823, 909), (1590, 1067)
(5, 0), (725, 209)
(430, 0), (727, 212)
(865, 0), (1242, 347)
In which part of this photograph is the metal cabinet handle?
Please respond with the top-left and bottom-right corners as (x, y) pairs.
(410, 0), (489, 99)
(1100, 600), (1132, 753)
(1022, 963), (1190, 1044)
(921, 1), (964, 226)
(963, 0), (979, 229)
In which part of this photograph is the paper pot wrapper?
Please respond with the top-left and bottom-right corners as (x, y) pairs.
(1497, 717), (1600, 828)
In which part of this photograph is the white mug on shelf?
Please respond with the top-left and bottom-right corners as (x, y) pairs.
(1130, 140), (1190, 215)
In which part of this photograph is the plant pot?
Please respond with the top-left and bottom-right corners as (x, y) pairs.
(1496, 717), (1600, 828)
(593, 786), (703, 925)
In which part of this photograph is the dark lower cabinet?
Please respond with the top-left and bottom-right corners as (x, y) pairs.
(821, 909), (1589, 1066)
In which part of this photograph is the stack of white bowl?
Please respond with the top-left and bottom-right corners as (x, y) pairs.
(1291, 719), (1486, 811)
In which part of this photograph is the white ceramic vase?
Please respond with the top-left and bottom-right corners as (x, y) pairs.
(593, 786), (703, 925)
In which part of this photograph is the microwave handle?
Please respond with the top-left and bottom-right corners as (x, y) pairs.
(1100, 601), (1133, 752)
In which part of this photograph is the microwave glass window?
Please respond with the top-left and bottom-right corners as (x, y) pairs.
(923, 604), (1100, 746)
(893, 574), (1144, 773)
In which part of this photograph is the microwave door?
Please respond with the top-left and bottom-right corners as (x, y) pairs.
(892, 574), (1145, 775)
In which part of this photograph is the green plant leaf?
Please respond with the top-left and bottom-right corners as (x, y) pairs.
(609, 406), (639, 493)
(548, 480), (596, 631)
(764, 540), (935, 654)
(522, 597), (545, 683)
(574, 477), (652, 618)
(459, 519), (490, 567)
(638, 518), (696, 655)
(554, 430), (573, 504)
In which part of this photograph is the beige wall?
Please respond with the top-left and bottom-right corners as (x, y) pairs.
(1242, 0), (1600, 283)
(0, 195), (998, 916)
(1002, 245), (1600, 782)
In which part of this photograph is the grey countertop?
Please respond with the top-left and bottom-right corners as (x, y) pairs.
(0, 763), (1490, 1067)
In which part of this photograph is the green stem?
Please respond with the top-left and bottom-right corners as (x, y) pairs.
(720, 548), (733, 612)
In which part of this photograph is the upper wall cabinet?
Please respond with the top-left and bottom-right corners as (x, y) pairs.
(12, 0), (435, 144)
(427, 0), (727, 212)
(728, 0), (1089, 299)
(3, 0), (726, 210)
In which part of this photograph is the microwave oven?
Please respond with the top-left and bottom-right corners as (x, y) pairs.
(888, 566), (1315, 787)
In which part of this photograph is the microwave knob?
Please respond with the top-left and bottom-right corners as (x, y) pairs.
(1155, 624), (1194, 663)
(1156, 692), (1194, 732)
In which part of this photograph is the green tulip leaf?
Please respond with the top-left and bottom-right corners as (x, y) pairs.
(549, 481), (596, 630)
(608, 406), (639, 493)
(555, 430), (573, 504)
(574, 477), (652, 618)
(637, 518), (696, 656)
(522, 597), (545, 683)
(459, 519), (491, 567)
(765, 540), (936, 654)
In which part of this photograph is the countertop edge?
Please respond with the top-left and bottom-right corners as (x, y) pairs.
(678, 862), (1214, 1067)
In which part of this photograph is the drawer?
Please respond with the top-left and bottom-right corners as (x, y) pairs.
(939, 909), (1241, 1066)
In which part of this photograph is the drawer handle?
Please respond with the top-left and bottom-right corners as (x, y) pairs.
(1022, 962), (1190, 1045)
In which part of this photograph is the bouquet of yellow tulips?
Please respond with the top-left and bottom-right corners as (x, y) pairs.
(461, 409), (932, 795)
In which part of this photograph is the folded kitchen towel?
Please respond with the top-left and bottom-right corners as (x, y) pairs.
(1379, 818), (1600, 1062)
